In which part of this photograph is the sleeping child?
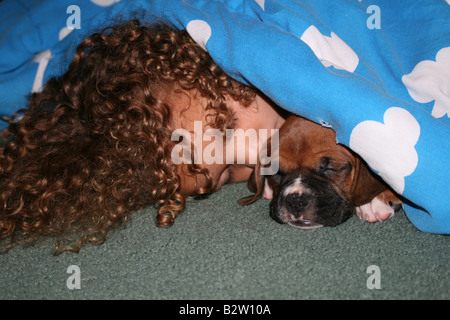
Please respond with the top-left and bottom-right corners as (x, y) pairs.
(0, 20), (288, 254)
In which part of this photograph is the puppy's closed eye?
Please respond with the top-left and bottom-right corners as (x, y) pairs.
(318, 157), (335, 177)
(318, 157), (352, 178)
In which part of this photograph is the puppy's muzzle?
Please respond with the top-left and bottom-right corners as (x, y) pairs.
(269, 171), (355, 229)
(272, 190), (319, 229)
(285, 192), (311, 214)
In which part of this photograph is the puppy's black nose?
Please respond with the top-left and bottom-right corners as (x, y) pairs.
(285, 193), (310, 214)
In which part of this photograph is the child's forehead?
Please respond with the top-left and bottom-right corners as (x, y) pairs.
(167, 87), (208, 129)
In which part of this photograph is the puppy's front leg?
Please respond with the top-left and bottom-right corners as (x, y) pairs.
(263, 179), (274, 200)
(356, 190), (402, 222)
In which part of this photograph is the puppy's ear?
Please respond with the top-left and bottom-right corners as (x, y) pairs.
(350, 157), (388, 206)
(238, 163), (265, 205)
(247, 168), (258, 193)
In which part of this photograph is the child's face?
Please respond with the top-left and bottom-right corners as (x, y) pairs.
(170, 90), (286, 195)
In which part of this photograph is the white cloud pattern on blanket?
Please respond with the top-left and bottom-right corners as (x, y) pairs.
(402, 46), (450, 118)
(58, 27), (74, 41)
(31, 49), (53, 93)
(187, 20), (212, 51)
(300, 25), (359, 73)
(90, 0), (121, 6)
(254, 0), (265, 11)
(349, 107), (420, 194)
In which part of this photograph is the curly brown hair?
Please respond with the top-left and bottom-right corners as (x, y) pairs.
(0, 20), (255, 254)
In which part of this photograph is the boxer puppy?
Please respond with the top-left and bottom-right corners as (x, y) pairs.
(239, 116), (402, 229)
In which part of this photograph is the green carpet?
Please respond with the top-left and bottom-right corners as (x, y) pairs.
(0, 182), (448, 300)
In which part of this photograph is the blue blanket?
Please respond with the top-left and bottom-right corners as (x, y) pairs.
(1, 0), (449, 234)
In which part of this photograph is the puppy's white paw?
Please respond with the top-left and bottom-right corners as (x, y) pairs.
(356, 196), (395, 222)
